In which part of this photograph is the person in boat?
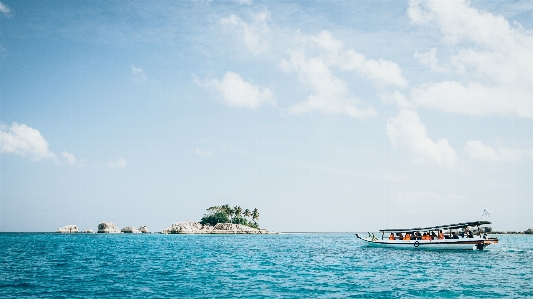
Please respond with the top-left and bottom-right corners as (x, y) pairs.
(467, 230), (474, 238)
(404, 233), (411, 241)
(389, 233), (395, 240)
(430, 231), (437, 240)
(421, 233), (428, 240)
(438, 230), (445, 240)
(451, 231), (459, 239)
(396, 232), (403, 240)
(459, 229), (465, 238)
(416, 231), (422, 240)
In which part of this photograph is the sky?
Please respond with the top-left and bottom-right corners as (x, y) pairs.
(1, 0), (533, 232)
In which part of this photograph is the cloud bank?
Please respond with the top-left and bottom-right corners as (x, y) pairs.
(201, 71), (275, 109)
(403, 0), (533, 119)
(387, 110), (457, 167)
(0, 122), (56, 161)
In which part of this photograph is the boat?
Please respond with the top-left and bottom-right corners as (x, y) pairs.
(355, 221), (499, 250)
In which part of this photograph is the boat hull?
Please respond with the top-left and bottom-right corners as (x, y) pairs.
(356, 235), (498, 250)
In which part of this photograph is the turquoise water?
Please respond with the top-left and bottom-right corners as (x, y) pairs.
(1, 233), (532, 298)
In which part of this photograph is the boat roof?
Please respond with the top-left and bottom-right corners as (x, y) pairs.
(379, 221), (492, 232)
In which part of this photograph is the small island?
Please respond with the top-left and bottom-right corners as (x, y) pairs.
(56, 204), (275, 234)
(161, 205), (275, 234)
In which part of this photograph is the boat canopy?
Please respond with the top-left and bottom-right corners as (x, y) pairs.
(379, 221), (491, 233)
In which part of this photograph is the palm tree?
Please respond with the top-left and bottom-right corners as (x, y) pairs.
(251, 208), (259, 223)
(207, 205), (221, 216)
(233, 206), (242, 223)
(221, 204), (233, 222)
(243, 209), (251, 220)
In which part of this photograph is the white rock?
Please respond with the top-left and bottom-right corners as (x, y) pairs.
(83, 229), (94, 233)
(170, 221), (210, 234)
(97, 222), (121, 233)
(161, 221), (275, 234)
(139, 226), (149, 233)
(57, 225), (78, 233)
(121, 226), (141, 233)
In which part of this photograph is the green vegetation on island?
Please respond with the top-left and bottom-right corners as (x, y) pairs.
(200, 204), (260, 229)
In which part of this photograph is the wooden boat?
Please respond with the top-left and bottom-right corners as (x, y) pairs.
(355, 221), (498, 250)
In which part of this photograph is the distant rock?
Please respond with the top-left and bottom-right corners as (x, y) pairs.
(212, 223), (273, 234)
(138, 226), (149, 233)
(160, 221), (275, 234)
(121, 226), (141, 233)
(169, 221), (212, 234)
(97, 222), (121, 233)
(57, 225), (78, 233)
(82, 229), (94, 233)
(525, 228), (533, 234)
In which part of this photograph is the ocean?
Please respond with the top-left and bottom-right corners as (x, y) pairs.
(1, 233), (532, 298)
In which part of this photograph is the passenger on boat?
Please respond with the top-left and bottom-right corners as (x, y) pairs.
(430, 231), (437, 240)
(396, 233), (403, 240)
(421, 233), (428, 240)
(415, 232), (422, 240)
(467, 231), (474, 238)
(451, 231), (459, 239)
(389, 233), (395, 240)
(404, 233), (411, 241)
(438, 230), (444, 240)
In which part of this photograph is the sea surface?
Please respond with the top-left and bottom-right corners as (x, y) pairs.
(1, 233), (532, 298)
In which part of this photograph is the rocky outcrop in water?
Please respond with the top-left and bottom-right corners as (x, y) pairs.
(160, 221), (275, 234)
(83, 229), (94, 233)
(139, 226), (149, 233)
(524, 228), (533, 234)
(211, 223), (272, 234)
(161, 221), (212, 234)
(121, 226), (141, 233)
(98, 222), (121, 233)
(57, 225), (78, 233)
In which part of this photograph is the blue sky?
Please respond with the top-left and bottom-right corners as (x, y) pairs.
(1, 0), (533, 232)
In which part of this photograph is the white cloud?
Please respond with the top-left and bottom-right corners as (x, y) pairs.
(387, 110), (458, 167)
(61, 151), (86, 167)
(407, 0), (533, 119)
(62, 151), (77, 165)
(107, 158), (127, 169)
(234, 0), (252, 5)
(201, 71), (275, 109)
(221, 10), (270, 55)
(308, 31), (407, 88)
(0, 122), (56, 161)
(414, 48), (447, 72)
(0, 1), (10, 15)
(131, 65), (147, 82)
(280, 30), (408, 119)
(195, 147), (214, 157)
(281, 49), (376, 118)
(465, 140), (533, 162)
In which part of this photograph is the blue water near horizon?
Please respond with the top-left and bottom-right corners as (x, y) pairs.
(1, 233), (532, 298)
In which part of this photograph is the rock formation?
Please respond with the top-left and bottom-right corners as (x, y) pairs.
(164, 221), (213, 234)
(160, 221), (275, 234)
(525, 228), (533, 234)
(83, 229), (94, 233)
(139, 226), (149, 233)
(97, 222), (121, 233)
(121, 226), (141, 233)
(57, 225), (78, 233)
(211, 223), (272, 234)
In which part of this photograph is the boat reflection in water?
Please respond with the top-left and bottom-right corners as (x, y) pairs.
(356, 221), (499, 250)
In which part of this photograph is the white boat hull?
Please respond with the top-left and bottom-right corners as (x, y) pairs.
(356, 235), (498, 250)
